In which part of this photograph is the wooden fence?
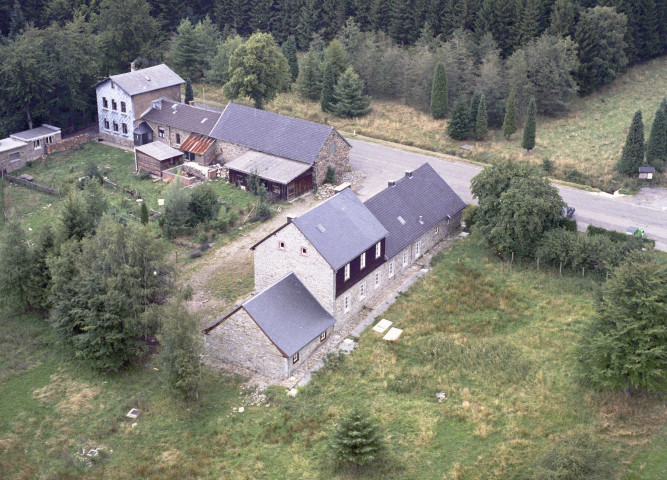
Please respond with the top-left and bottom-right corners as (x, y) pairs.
(3, 174), (61, 197)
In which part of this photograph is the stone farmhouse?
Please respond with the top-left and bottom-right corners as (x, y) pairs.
(95, 63), (185, 147)
(205, 163), (466, 378)
(0, 125), (62, 173)
(140, 99), (351, 200)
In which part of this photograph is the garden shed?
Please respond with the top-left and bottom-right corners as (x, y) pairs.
(135, 141), (183, 177)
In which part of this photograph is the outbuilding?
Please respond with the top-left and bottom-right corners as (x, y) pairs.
(134, 141), (183, 177)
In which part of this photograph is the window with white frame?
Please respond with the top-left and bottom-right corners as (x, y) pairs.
(389, 260), (395, 278)
(375, 272), (380, 289)
(102, 97), (108, 108)
(121, 101), (126, 113)
(344, 294), (350, 312)
(320, 331), (327, 342)
(359, 282), (366, 299)
(415, 240), (421, 258)
(112, 99), (117, 111)
(158, 127), (165, 138)
(344, 263), (350, 281)
(33, 139), (40, 149)
(403, 251), (408, 266)
(375, 242), (381, 258)
(360, 252), (366, 269)
(292, 352), (299, 364)
(9, 152), (20, 163)
(435, 226), (439, 234)
(104, 119), (110, 130)
(122, 123), (128, 134)
(113, 122), (119, 132)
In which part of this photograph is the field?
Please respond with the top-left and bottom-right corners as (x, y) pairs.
(1, 236), (664, 479)
(0, 142), (257, 238)
(196, 55), (667, 191)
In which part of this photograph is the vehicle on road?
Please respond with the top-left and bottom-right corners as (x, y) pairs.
(626, 226), (644, 237)
(562, 206), (575, 218)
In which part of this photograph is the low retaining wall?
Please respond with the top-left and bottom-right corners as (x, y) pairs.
(162, 169), (198, 186)
(4, 174), (61, 196)
(46, 133), (90, 155)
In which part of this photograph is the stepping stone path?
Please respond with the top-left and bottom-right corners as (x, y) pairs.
(372, 319), (392, 333)
(383, 327), (403, 342)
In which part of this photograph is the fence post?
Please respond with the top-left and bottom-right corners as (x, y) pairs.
(582, 267), (585, 277)
(536, 257), (539, 270)
(559, 261), (562, 277)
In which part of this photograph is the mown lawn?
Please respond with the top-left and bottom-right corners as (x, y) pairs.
(1, 236), (664, 479)
(196, 55), (667, 191)
(1, 141), (257, 238)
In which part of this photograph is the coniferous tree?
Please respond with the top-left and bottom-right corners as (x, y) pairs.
(476, 0), (519, 57)
(447, 100), (471, 140)
(645, 100), (666, 172)
(389, 0), (414, 45)
(205, 35), (244, 84)
(547, 0), (577, 38)
(330, 408), (386, 469)
(323, 39), (349, 81)
(282, 35), (299, 81)
(8, 0), (26, 39)
(141, 202), (149, 225)
(320, 62), (335, 112)
(430, 63), (448, 119)
(26, 226), (54, 313)
(617, 110), (645, 175)
(517, 0), (542, 45)
(169, 19), (200, 80)
(502, 89), (518, 140)
(522, 97), (537, 151)
(184, 78), (194, 104)
(296, 50), (322, 100)
(475, 93), (488, 140)
(468, 91), (482, 134)
(331, 67), (371, 118)
(0, 218), (31, 311)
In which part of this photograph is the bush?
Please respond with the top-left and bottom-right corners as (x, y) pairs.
(325, 166), (336, 184)
(330, 408), (386, 471)
(462, 204), (477, 230)
(256, 201), (271, 219)
(138, 169), (151, 180)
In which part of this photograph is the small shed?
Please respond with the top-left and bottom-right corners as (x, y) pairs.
(135, 141), (183, 177)
(225, 150), (313, 200)
(638, 166), (655, 180)
(179, 134), (216, 165)
(133, 121), (154, 146)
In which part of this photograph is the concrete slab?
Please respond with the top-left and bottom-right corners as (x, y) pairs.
(372, 319), (392, 333)
(383, 327), (403, 342)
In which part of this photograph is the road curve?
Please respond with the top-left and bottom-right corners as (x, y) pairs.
(348, 138), (667, 251)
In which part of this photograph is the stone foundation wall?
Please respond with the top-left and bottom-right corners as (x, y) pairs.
(253, 222), (335, 314)
(288, 326), (334, 377)
(205, 308), (288, 379)
(98, 131), (134, 148)
(0, 146), (27, 173)
(313, 131), (351, 185)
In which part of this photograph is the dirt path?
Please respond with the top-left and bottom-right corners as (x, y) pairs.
(180, 195), (321, 322)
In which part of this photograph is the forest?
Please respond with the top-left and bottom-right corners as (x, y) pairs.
(0, 0), (665, 135)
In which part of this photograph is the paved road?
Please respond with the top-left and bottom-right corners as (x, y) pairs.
(348, 138), (667, 251)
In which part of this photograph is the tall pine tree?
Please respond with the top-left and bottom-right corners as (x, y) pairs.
(320, 62), (335, 112)
(282, 35), (299, 82)
(645, 100), (666, 172)
(430, 63), (448, 119)
(468, 91), (483, 134)
(617, 110), (645, 175)
(522, 97), (537, 152)
(502, 89), (518, 140)
(296, 50), (322, 100)
(475, 93), (489, 140)
(184, 78), (194, 104)
(547, 0), (577, 38)
(332, 67), (371, 118)
(447, 101), (471, 140)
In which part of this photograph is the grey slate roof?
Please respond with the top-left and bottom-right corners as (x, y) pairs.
(141, 98), (221, 136)
(104, 64), (184, 96)
(242, 273), (335, 357)
(0, 137), (26, 153)
(210, 102), (348, 165)
(225, 151), (311, 184)
(638, 166), (656, 173)
(135, 141), (183, 161)
(134, 121), (152, 135)
(293, 188), (388, 270)
(364, 163), (467, 259)
(10, 125), (60, 141)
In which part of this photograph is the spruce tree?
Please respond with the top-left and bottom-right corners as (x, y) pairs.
(502, 89), (518, 140)
(320, 62), (335, 113)
(141, 202), (149, 225)
(522, 97), (537, 152)
(475, 94), (489, 140)
(430, 63), (448, 119)
(645, 100), (666, 172)
(468, 91), (483, 134)
(547, 0), (577, 38)
(282, 35), (299, 82)
(517, 0), (541, 45)
(9, 0), (26, 39)
(331, 67), (371, 118)
(296, 50), (322, 101)
(447, 101), (471, 140)
(617, 110), (645, 175)
(330, 408), (386, 469)
(184, 78), (194, 104)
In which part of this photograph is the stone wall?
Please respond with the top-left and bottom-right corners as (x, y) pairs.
(288, 326), (334, 377)
(0, 145), (27, 173)
(205, 308), (288, 378)
(313, 131), (351, 185)
(99, 131), (134, 148)
(216, 140), (250, 164)
(254, 222), (336, 314)
(46, 133), (89, 155)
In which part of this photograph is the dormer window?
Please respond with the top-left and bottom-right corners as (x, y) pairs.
(301, 246), (308, 256)
(360, 252), (366, 269)
(375, 242), (381, 259)
(278, 241), (285, 250)
(344, 263), (350, 281)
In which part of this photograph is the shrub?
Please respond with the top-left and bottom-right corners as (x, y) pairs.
(330, 408), (386, 471)
(256, 201), (271, 219)
(138, 169), (151, 180)
(325, 166), (336, 184)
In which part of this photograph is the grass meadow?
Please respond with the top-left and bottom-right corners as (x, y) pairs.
(196, 55), (667, 191)
(1, 236), (664, 479)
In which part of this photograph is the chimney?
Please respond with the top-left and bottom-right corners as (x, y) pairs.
(405, 170), (413, 179)
(130, 61), (136, 72)
(388, 180), (396, 187)
(286, 215), (295, 223)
